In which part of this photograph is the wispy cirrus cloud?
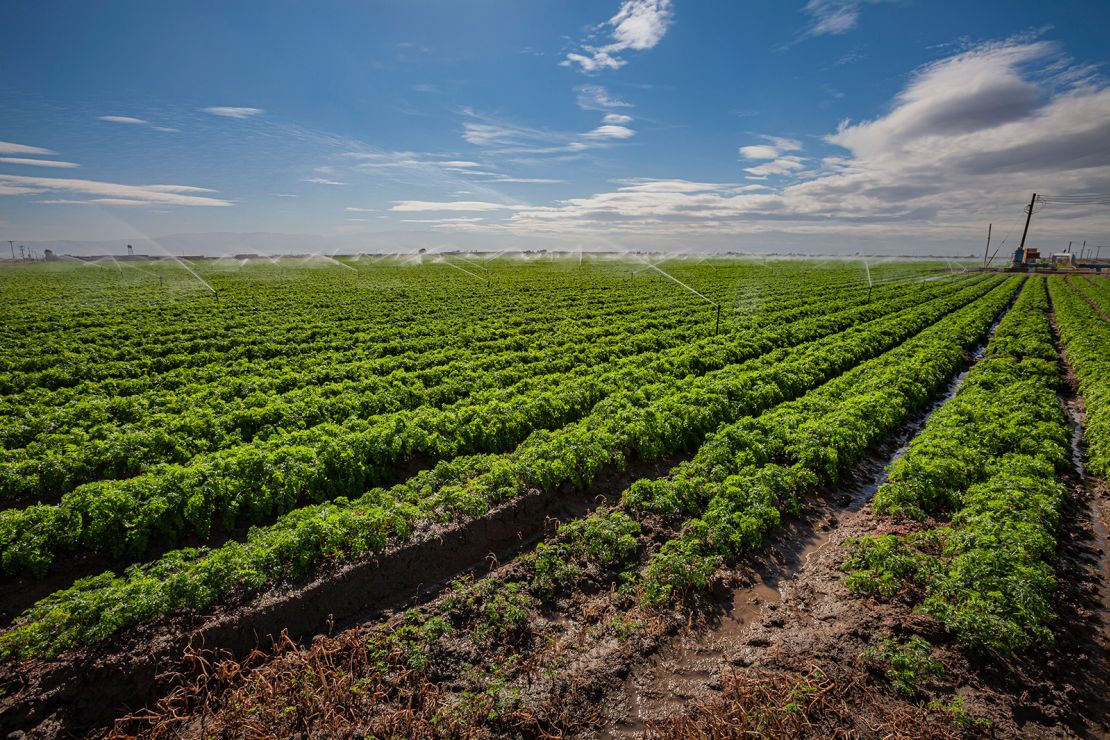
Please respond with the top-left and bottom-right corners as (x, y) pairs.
(303, 177), (346, 185)
(576, 84), (633, 111)
(0, 174), (232, 206)
(98, 115), (148, 125)
(562, 0), (673, 73)
(202, 106), (264, 119)
(0, 157), (79, 169)
(98, 115), (181, 133)
(487, 177), (566, 184)
(800, 0), (893, 38)
(461, 108), (634, 156)
(390, 200), (530, 212)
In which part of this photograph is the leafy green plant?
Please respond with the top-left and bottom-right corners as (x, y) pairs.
(864, 636), (944, 696)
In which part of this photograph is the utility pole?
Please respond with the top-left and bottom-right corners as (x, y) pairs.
(983, 223), (991, 268)
(19, 245), (25, 260)
(8, 241), (13, 260)
(1018, 193), (1037, 250)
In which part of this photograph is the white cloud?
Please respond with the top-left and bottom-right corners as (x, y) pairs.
(613, 179), (745, 193)
(98, 115), (148, 125)
(391, 200), (529, 212)
(603, 113), (634, 124)
(743, 155), (807, 177)
(0, 174), (232, 206)
(0, 157), (79, 169)
(346, 207), (375, 212)
(576, 85), (633, 111)
(0, 140), (55, 156)
(202, 106), (264, 119)
(303, 177), (346, 185)
(562, 0), (673, 73)
(584, 124), (636, 140)
(739, 145), (779, 160)
(739, 136), (804, 161)
(0, 184), (41, 195)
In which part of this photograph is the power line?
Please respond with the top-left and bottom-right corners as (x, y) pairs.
(1036, 193), (1110, 206)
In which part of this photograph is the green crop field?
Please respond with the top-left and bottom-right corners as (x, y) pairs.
(1, 257), (1107, 737)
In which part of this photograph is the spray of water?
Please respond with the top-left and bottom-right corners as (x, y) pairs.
(172, 256), (217, 293)
(453, 255), (489, 272)
(320, 254), (358, 273)
(434, 257), (488, 284)
(57, 254), (104, 269)
(631, 254), (716, 306)
(103, 256), (124, 277)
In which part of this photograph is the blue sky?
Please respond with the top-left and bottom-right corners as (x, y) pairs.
(2, 0), (1109, 255)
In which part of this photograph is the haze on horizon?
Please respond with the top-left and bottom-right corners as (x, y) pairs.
(2, 0), (1109, 257)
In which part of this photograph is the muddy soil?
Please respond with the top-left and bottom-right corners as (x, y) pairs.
(597, 470), (1110, 737)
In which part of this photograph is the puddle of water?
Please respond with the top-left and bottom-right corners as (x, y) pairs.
(1063, 398), (1110, 631)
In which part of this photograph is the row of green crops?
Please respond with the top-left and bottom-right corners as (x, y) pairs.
(1051, 276), (1110, 479)
(1, 276), (969, 501)
(1066, 274), (1110, 321)
(0, 276), (992, 579)
(1, 261), (874, 393)
(845, 277), (1070, 654)
(0, 275), (1004, 656)
(625, 277), (1022, 607)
